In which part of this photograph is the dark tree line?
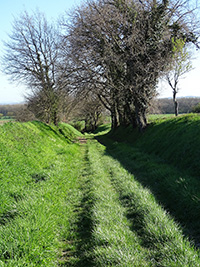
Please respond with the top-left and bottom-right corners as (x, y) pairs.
(2, 0), (199, 130)
(153, 97), (200, 114)
(0, 104), (23, 117)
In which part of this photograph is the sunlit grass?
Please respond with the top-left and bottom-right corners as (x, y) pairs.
(0, 121), (84, 266)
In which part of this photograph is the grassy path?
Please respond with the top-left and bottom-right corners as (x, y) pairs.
(65, 138), (200, 266)
(1, 122), (200, 266)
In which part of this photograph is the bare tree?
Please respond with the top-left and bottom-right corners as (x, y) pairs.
(2, 10), (62, 125)
(78, 94), (104, 132)
(62, 0), (199, 130)
(166, 39), (193, 116)
(15, 104), (36, 122)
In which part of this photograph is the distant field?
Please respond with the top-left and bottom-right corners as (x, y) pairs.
(0, 116), (15, 125)
(147, 113), (175, 121)
(0, 120), (14, 125)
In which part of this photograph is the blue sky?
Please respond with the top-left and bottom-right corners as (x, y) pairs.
(0, 0), (200, 103)
(0, 0), (83, 104)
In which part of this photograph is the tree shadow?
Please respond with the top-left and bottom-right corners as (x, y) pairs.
(96, 134), (200, 249)
(73, 180), (95, 267)
(61, 152), (95, 267)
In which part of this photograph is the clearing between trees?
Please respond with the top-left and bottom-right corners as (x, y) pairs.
(0, 116), (200, 266)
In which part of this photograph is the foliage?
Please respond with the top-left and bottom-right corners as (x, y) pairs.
(2, 1), (199, 128)
(0, 104), (24, 117)
(14, 104), (36, 122)
(165, 38), (193, 116)
(70, 120), (85, 132)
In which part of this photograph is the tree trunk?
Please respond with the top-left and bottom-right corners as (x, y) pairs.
(134, 102), (146, 132)
(111, 106), (119, 129)
(173, 90), (179, 116)
(53, 110), (58, 126)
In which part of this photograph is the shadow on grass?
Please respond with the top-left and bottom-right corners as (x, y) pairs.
(62, 149), (95, 267)
(96, 135), (200, 249)
(73, 180), (95, 267)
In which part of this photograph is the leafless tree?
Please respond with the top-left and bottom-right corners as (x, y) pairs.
(166, 39), (193, 116)
(62, 0), (199, 130)
(77, 94), (104, 132)
(2, 10), (62, 125)
(15, 104), (36, 122)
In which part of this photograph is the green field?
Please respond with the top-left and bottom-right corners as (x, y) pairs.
(0, 116), (200, 266)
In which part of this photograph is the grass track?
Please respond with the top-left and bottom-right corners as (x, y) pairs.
(65, 138), (200, 266)
(1, 120), (200, 266)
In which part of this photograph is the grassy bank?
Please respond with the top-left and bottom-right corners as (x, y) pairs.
(108, 114), (200, 177)
(1, 117), (200, 266)
(0, 121), (83, 266)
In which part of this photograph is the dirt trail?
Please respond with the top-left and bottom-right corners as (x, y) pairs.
(73, 137), (87, 144)
(78, 137), (87, 144)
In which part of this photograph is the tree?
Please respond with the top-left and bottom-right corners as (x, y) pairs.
(166, 38), (193, 116)
(79, 94), (104, 132)
(62, 0), (199, 130)
(15, 104), (36, 122)
(2, 10), (62, 125)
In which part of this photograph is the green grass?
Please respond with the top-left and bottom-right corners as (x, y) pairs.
(70, 139), (200, 266)
(147, 113), (175, 122)
(1, 116), (200, 266)
(108, 114), (200, 177)
(98, 114), (200, 247)
(0, 121), (84, 266)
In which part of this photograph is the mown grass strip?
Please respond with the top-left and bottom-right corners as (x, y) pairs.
(86, 139), (150, 266)
(90, 139), (200, 266)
